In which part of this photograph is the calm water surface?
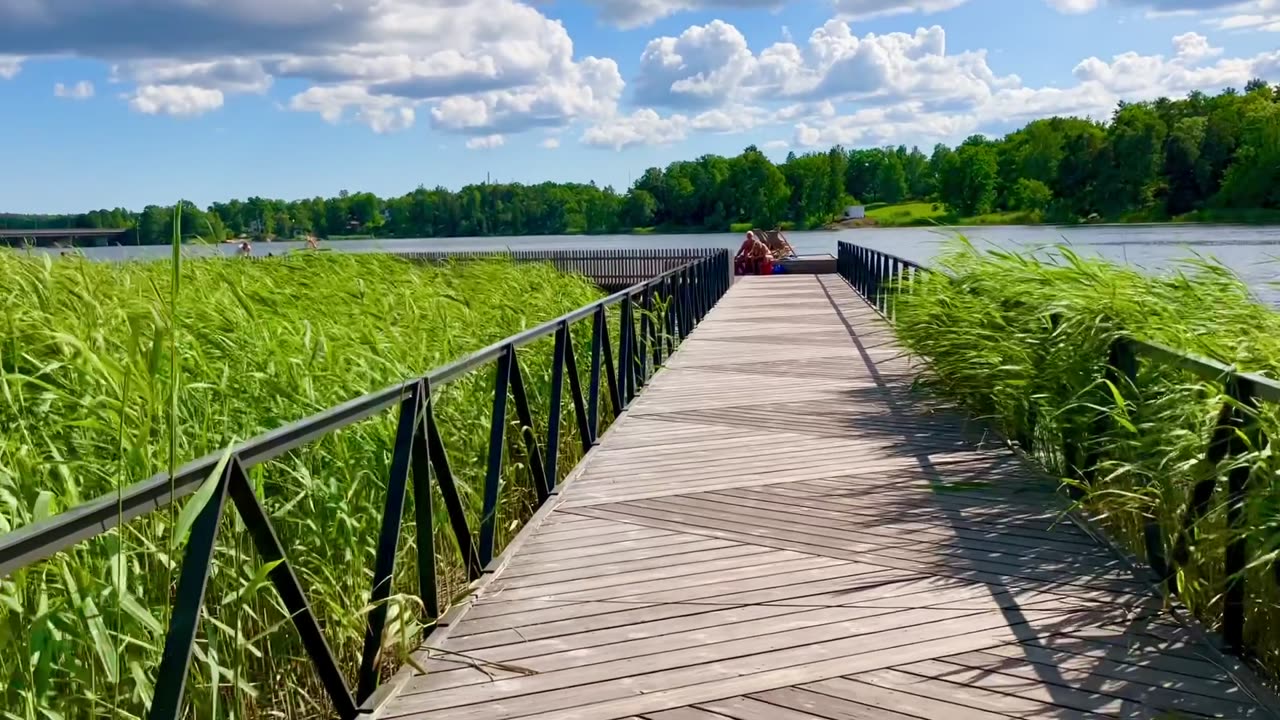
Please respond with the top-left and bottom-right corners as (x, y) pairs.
(52, 223), (1280, 300)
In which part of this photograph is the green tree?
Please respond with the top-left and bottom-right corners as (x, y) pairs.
(1217, 102), (1280, 209)
(1097, 103), (1167, 213)
(874, 152), (908, 204)
(940, 141), (999, 217)
(622, 189), (657, 228)
(1009, 178), (1052, 213)
(1164, 116), (1207, 215)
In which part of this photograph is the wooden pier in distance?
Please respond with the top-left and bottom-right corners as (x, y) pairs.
(376, 274), (1273, 720)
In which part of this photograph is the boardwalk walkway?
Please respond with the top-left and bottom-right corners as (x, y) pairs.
(379, 274), (1272, 720)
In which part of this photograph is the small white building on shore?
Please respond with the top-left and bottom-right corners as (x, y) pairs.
(842, 205), (866, 220)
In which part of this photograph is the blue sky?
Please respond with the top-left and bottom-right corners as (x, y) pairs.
(2, 0), (1277, 213)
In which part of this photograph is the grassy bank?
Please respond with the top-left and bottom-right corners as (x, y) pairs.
(826, 202), (1041, 228)
(891, 239), (1280, 673)
(0, 251), (607, 718)
(831, 201), (1280, 229)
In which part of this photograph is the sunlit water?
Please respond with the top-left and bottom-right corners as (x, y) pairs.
(37, 223), (1280, 303)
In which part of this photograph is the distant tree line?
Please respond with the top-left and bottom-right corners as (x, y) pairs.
(3, 82), (1277, 245)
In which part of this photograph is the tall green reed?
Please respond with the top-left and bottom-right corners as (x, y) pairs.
(0, 249), (610, 718)
(892, 237), (1280, 674)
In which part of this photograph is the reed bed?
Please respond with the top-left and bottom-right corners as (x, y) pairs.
(892, 238), (1280, 675)
(0, 249), (611, 718)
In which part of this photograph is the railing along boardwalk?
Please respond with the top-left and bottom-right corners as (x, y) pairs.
(378, 274), (1271, 720)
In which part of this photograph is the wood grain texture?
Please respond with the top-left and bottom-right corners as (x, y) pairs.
(379, 275), (1271, 720)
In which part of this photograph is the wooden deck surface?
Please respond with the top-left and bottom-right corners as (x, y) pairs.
(379, 274), (1273, 720)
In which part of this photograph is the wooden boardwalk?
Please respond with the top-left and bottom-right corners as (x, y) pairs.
(378, 275), (1273, 720)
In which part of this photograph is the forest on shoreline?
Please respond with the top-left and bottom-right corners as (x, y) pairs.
(4, 81), (1278, 245)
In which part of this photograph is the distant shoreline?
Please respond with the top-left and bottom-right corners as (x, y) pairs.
(821, 203), (1280, 231)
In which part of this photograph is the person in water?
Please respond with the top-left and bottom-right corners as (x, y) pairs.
(238, 241), (252, 256)
(306, 235), (319, 250)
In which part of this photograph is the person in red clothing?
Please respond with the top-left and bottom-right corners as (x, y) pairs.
(734, 231), (772, 275)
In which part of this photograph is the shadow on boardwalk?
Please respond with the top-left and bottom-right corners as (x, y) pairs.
(808, 274), (1267, 719)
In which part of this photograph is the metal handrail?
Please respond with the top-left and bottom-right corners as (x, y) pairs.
(0, 248), (732, 719)
(837, 239), (1277, 658)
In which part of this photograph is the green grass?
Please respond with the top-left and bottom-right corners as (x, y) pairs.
(1173, 208), (1280, 225)
(961, 210), (1040, 225)
(855, 200), (1280, 228)
(859, 202), (1040, 227)
(865, 201), (948, 224)
(0, 250), (611, 718)
(891, 237), (1280, 675)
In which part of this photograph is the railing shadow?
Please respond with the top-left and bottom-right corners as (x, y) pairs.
(809, 273), (1267, 718)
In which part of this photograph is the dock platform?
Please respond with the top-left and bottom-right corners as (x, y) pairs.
(378, 274), (1271, 720)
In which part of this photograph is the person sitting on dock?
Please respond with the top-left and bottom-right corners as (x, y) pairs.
(734, 231), (773, 275)
(753, 228), (796, 260)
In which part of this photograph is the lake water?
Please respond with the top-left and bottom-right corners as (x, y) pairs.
(41, 223), (1280, 301)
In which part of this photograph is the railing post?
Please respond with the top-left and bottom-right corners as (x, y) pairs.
(870, 252), (879, 307)
(619, 295), (634, 406)
(864, 248), (871, 298)
(647, 283), (662, 370)
(424, 401), (478, 578)
(411, 381), (438, 623)
(678, 268), (692, 340)
(871, 251), (880, 306)
(227, 458), (357, 718)
(478, 347), (512, 567)
(562, 321), (593, 450)
(889, 258), (898, 320)
(852, 246), (860, 294)
(358, 382), (423, 703)
(149, 462), (233, 720)
(507, 353), (551, 503)
(670, 272), (680, 353)
(547, 323), (568, 479)
(599, 307), (622, 417)
(878, 254), (887, 312)
(700, 258), (711, 320)
(637, 287), (653, 389)
(588, 305), (605, 432)
(1224, 377), (1260, 654)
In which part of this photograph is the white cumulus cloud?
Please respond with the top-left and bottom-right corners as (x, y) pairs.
(465, 134), (506, 148)
(0, 55), (21, 79)
(129, 85), (225, 116)
(54, 80), (95, 99)
(601, 23), (1279, 150)
(581, 108), (689, 149)
(0, 0), (625, 135)
(631, 20), (1018, 113)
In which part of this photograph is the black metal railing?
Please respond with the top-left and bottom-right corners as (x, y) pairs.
(252, 248), (725, 292)
(838, 239), (1276, 657)
(836, 242), (926, 321)
(393, 248), (723, 291)
(0, 248), (731, 719)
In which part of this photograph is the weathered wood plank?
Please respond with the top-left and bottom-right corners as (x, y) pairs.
(378, 275), (1271, 720)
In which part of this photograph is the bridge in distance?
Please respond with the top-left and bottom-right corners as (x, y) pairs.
(0, 227), (131, 246)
